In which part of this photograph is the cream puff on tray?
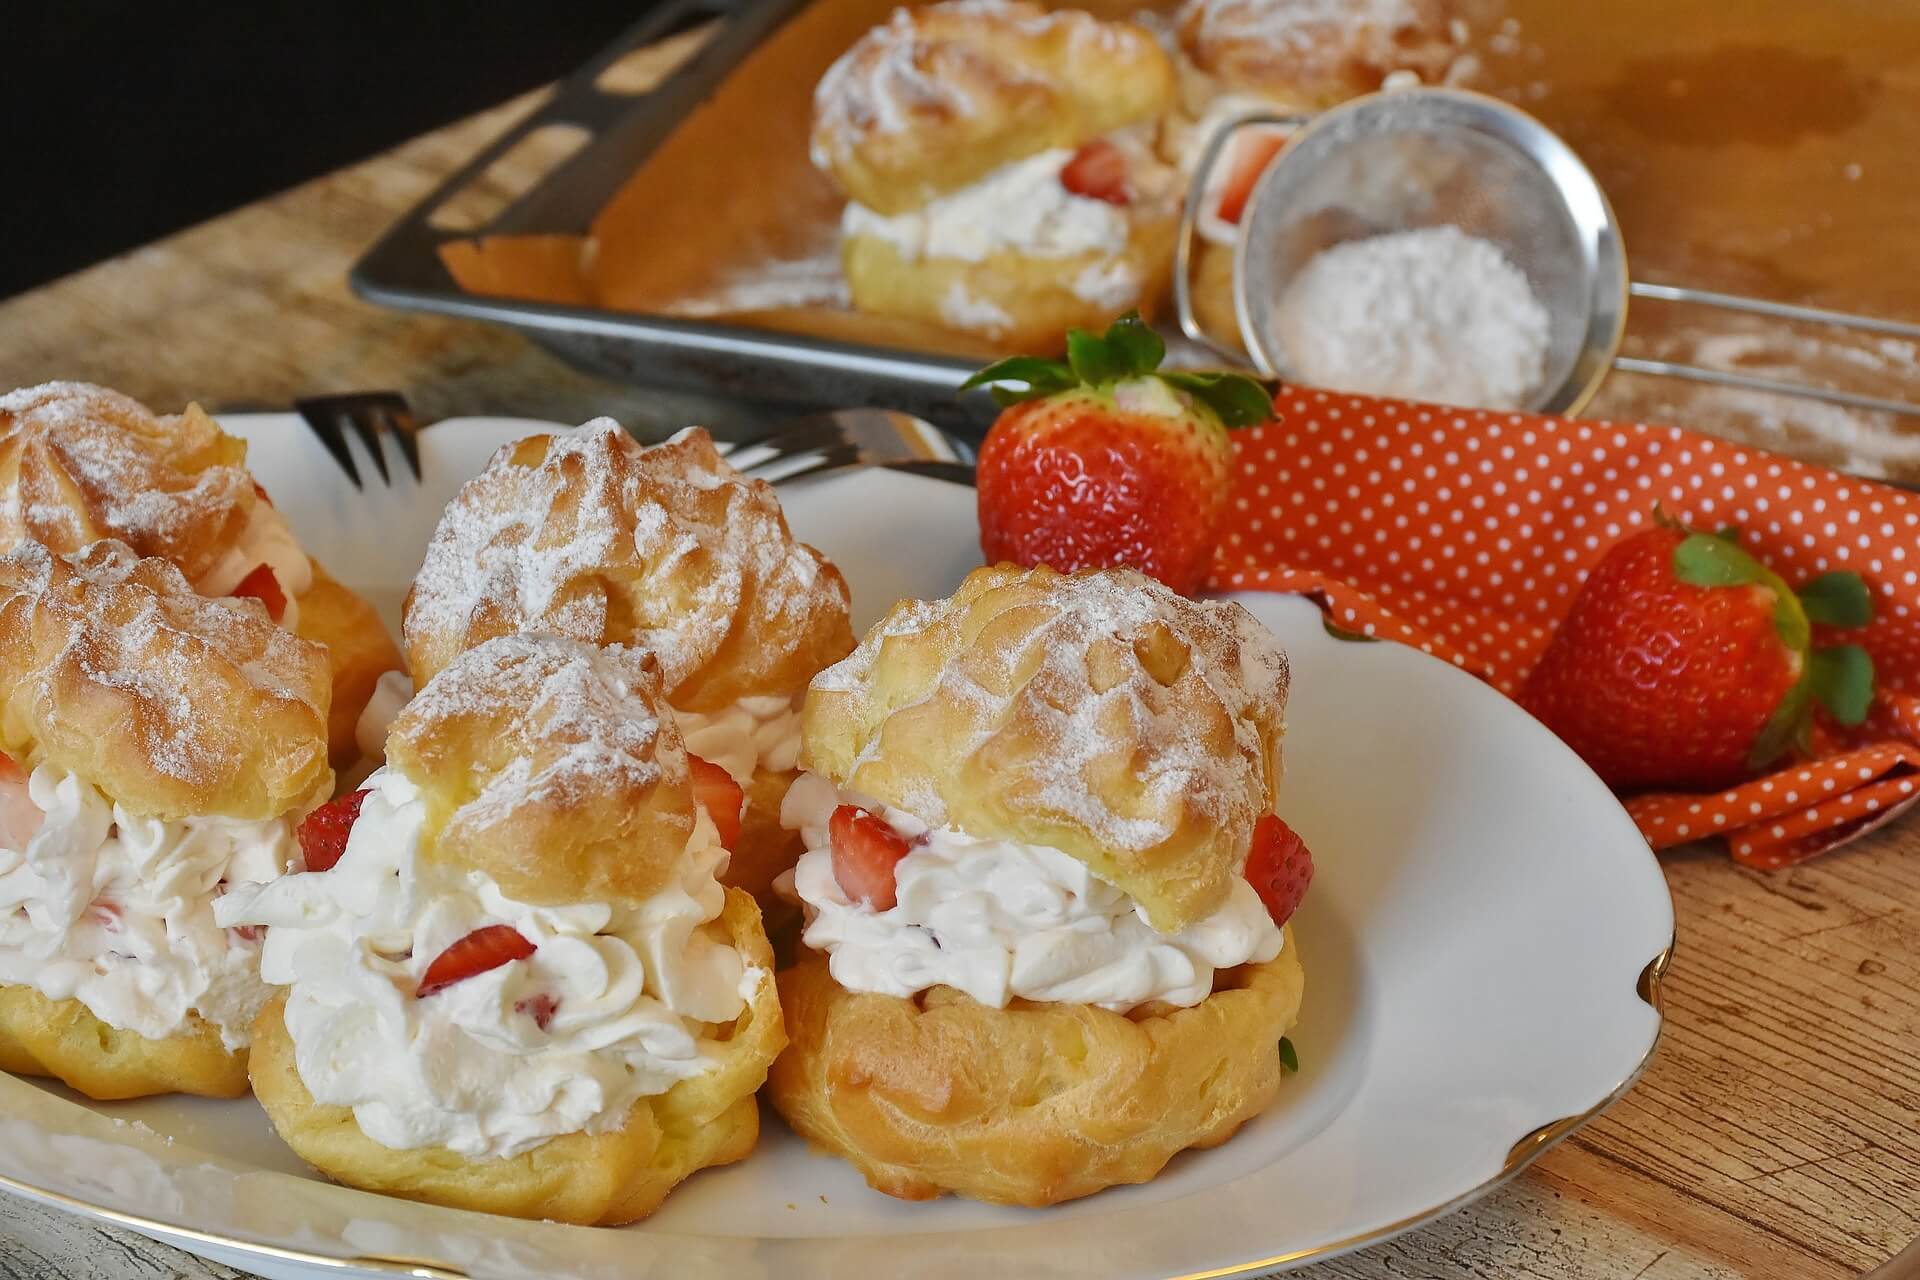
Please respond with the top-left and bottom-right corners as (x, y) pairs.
(0, 382), (405, 771)
(218, 634), (785, 1225)
(402, 421), (854, 913)
(811, 0), (1182, 350)
(0, 540), (333, 1100)
(768, 563), (1310, 1206)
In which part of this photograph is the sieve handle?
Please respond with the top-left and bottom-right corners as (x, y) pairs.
(1613, 356), (1920, 420)
(1173, 109), (1312, 369)
(1628, 282), (1920, 342)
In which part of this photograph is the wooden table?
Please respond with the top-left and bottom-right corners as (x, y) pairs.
(1, 30), (1916, 1280)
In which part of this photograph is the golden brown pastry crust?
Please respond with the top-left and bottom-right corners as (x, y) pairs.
(249, 889), (787, 1226)
(402, 424), (853, 712)
(0, 540), (332, 821)
(0, 381), (403, 772)
(293, 564), (406, 771)
(840, 210), (1178, 352)
(0, 984), (249, 1100)
(802, 564), (1289, 933)
(385, 633), (695, 908)
(0, 383), (251, 584)
(1175, 0), (1459, 109)
(729, 763), (805, 910)
(768, 932), (1303, 1206)
(812, 1), (1176, 214)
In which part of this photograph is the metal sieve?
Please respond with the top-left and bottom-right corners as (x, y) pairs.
(1175, 87), (1920, 418)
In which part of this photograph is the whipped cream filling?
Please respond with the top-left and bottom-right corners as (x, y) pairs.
(217, 768), (762, 1160)
(673, 694), (803, 786)
(0, 764), (295, 1050)
(195, 499), (316, 629)
(781, 773), (1283, 1013)
(353, 670), (415, 762)
(844, 148), (1132, 264)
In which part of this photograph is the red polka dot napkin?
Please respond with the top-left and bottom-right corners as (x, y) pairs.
(1210, 386), (1920, 869)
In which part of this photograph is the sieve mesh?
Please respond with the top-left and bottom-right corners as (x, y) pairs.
(1235, 89), (1626, 414)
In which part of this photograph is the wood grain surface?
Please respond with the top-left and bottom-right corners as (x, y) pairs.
(0, 19), (1915, 1280)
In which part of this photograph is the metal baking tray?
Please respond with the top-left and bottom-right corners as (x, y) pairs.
(350, 0), (996, 432)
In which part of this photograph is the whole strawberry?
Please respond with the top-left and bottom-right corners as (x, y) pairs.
(1521, 518), (1875, 792)
(963, 312), (1274, 594)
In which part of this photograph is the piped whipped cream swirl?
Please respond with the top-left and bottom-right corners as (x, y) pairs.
(781, 772), (1282, 1012)
(674, 694), (803, 786)
(843, 148), (1131, 264)
(0, 764), (295, 1049)
(217, 767), (762, 1159)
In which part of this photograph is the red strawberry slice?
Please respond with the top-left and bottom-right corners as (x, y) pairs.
(297, 789), (369, 873)
(1059, 140), (1132, 206)
(828, 804), (910, 911)
(252, 481), (274, 506)
(231, 563), (287, 623)
(688, 755), (744, 849)
(1215, 129), (1290, 225)
(0, 752), (25, 787)
(1244, 814), (1313, 927)
(417, 925), (536, 998)
(515, 992), (559, 1031)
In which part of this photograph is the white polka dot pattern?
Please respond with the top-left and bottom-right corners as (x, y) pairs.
(1212, 387), (1920, 870)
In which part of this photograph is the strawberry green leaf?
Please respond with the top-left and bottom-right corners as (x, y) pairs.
(1810, 643), (1875, 726)
(1714, 525), (1742, 543)
(1278, 1035), (1299, 1073)
(1797, 571), (1874, 629)
(1672, 533), (1767, 588)
(1105, 310), (1166, 376)
(1066, 325), (1129, 387)
(959, 355), (1077, 402)
(1158, 370), (1275, 428)
(1749, 676), (1814, 771)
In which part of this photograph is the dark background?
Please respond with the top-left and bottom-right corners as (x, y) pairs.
(2, 4), (656, 300)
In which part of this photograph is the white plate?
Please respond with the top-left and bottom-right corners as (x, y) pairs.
(0, 415), (1674, 1280)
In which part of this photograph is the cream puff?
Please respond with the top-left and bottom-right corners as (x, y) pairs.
(1165, 0), (1464, 350)
(0, 381), (405, 772)
(401, 422), (854, 913)
(767, 563), (1309, 1206)
(0, 540), (333, 1099)
(813, 0), (1181, 350)
(218, 634), (785, 1225)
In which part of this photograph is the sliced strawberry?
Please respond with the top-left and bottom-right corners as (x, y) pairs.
(515, 992), (559, 1031)
(1244, 814), (1313, 927)
(688, 755), (744, 849)
(252, 481), (274, 506)
(231, 563), (287, 623)
(418, 925), (536, 998)
(231, 923), (263, 942)
(297, 789), (369, 873)
(828, 804), (910, 911)
(1059, 140), (1132, 206)
(1215, 129), (1290, 225)
(0, 752), (42, 849)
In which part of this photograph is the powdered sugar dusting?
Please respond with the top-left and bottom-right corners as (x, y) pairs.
(0, 382), (253, 580)
(819, 568), (1289, 854)
(398, 634), (671, 829)
(0, 540), (328, 793)
(405, 422), (850, 705)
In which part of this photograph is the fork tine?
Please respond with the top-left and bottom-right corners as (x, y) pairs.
(761, 444), (867, 486)
(294, 399), (363, 490)
(383, 400), (423, 482)
(730, 421), (854, 475)
(346, 408), (392, 485)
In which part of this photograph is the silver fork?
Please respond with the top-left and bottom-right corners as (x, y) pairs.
(718, 408), (978, 486)
(295, 392), (423, 490)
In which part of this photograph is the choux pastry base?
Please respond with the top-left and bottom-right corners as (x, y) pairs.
(248, 889), (786, 1226)
(0, 984), (249, 1100)
(768, 928), (1303, 1206)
